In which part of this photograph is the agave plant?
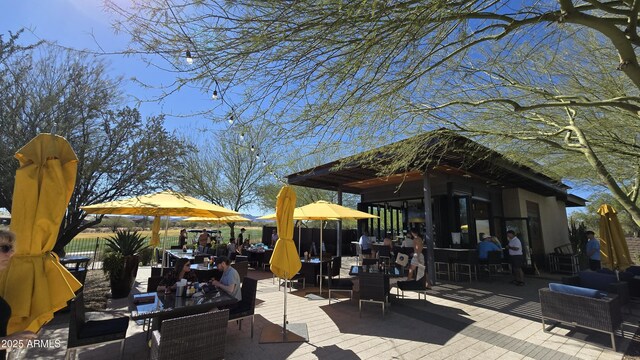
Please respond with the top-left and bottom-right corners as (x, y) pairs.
(104, 230), (148, 256)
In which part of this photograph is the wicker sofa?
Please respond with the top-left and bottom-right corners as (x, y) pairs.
(539, 287), (622, 350)
(562, 271), (630, 307)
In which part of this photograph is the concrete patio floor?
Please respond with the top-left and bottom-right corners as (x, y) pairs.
(20, 259), (639, 359)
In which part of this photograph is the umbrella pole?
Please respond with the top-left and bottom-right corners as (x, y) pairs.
(283, 271), (287, 337)
(319, 220), (323, 295)
(298, 222), (302, 257)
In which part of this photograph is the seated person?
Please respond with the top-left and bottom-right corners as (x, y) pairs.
(382, 236), (394, 257)
(401, 232), (415, 248)
(227, 238), (237, 260)
(477, 235), (502, 260)
(242, 239), (251, 250)
(210, 256), (242, 302)
(196, 236), (211, 254)
(157, 258), (198, 293)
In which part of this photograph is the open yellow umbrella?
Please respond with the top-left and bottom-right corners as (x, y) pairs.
(293, 200), (377, 294)
(82, 190), (239, 246)
(183, 215), (250, 223)
(598, 204), (632, 271)
(0, 134), (82, 334)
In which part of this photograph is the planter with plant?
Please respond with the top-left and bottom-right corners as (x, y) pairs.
(102, 230), (148, 298)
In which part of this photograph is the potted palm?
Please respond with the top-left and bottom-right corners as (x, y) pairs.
(102, 230), (148, 298)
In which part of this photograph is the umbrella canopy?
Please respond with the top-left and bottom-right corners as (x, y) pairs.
(183, 215), (250, 223)
(270, 186), (301, 279)
(82, 190), (239, 246)
(0, 134), (82, 333)
(598, 204), (632, 271)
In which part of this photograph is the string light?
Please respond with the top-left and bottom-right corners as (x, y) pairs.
(228, 115), (234, 125)
(250, 145), (255, 152)
(240, 133), (245, 141)
(211, 90), (219, 100)
(185, 50), (193, 64)
(256, 153), (260, 159)
(263, 160), (267, 165)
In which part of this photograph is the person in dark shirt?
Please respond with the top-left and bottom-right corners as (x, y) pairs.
(178, 229), (188, 248)
(157, 258), (199, 293)
(0, 230), (37, 359)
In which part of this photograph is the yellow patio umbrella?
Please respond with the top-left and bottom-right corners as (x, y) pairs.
(0, 133), (82, 334)
(82, 190), (239, 246)
(293, 200), (377, 294)
(258, 209), (330, 254)
(598, 204), (632, 271)
(183, 215), (250, 223)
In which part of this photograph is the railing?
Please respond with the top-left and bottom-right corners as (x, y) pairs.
(64, 235), (181, 270)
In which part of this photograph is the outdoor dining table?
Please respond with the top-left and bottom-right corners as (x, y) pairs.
(130, 290), (237, 331)
(300, 257), (332, 285)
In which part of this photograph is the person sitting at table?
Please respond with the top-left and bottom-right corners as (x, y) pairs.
(382, 236), (395, 257)
(227, 238), (238, 261)
(405, 240), (432, 288)
(196, 235), (211, 254)
(157, 258), (198, 293)
(242, 238), (251, 250)
(271, 229), (279, 247)
(211, 256), (242, 302)
(477, 234), (502, 260)
(490, 236), (503, 250)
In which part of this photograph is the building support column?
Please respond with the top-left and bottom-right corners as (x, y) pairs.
(337, 190), (343, 257)
(423, 170), (436, 285)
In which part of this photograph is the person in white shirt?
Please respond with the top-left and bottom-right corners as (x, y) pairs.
(506, 230), (524, 286)
(401, 232), (415, 249)
(359, 230), (372, 258)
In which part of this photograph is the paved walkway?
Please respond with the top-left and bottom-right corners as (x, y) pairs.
(21, 259), (638, 359)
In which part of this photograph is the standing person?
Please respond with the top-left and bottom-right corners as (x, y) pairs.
(490, 236), (503, 250)
(506, 230), (525, 286)
(198, 229), (210, 245)
(359, 230), (372, 258)
(178, 229), (188, 248)
(586, 230), (601, 271)
(270, 229), (279, 248)
(237, 228), (246, 244)
(403, 241), (432, 288)
(0, 230), (37, 360)
(211, 256), (242, 303)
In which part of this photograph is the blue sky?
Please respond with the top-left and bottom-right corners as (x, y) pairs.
(0, 0), (220, 135)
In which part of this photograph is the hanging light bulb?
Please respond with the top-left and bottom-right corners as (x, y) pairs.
(211, 90), (218, 100)
(256, 153), (260, 159)
(240, 133), (244, 141)
(262, 160), (267, 165)
(228, 115), (234, 125)
(250, 145), (255, 152)
(185, 50), (193, 64)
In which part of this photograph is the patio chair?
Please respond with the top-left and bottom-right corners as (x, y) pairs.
(359, 272), (390, 317)
(229, 277), (258, 338)
(151, 310), (230, 360)
(231, 261), (248, 283)
(65, 292), (129, 360)
(377, 246), (392, 267)
(478, 251), (503, 278)
(328, 277), (354, 304)
(453, 251), (478, 282)
(262, 249), (274, 271)
(235, 255), (248, 263)
(353, 242), (363, 265)
(318, 256), (341, 286)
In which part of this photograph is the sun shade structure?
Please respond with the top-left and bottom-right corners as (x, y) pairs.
(598, 204), (632, 272)
(183, 215), (250, 223)
(82, 190), (239, 246)
(0, 134), (82, 334)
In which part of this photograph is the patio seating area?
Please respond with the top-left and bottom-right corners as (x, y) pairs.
(20, 257), (639, 360)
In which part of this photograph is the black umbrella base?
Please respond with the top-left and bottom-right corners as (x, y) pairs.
(259, 323), (308, 343)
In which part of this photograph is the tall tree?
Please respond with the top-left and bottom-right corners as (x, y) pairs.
(107, 1), (640, 225)
(0, 39), (187, 253)
(173, 129), (269, 237)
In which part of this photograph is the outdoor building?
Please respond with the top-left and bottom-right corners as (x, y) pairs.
(287, 130), (586, 271)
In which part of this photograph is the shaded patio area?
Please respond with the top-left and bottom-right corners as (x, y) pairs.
(21, 257), (638, 359)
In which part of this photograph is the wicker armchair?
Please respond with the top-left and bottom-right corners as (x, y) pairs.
(539, 288), (622, 351)
(151, 309), (230, 360)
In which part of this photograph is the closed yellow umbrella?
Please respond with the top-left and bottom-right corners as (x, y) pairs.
(270, 186), (300, 279)
(0, 134), (82, 334)
(151, 216), (161, 247)
(598, 204), (632, 271)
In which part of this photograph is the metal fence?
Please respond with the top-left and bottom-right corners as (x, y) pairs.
(64, 235), (181, 270)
